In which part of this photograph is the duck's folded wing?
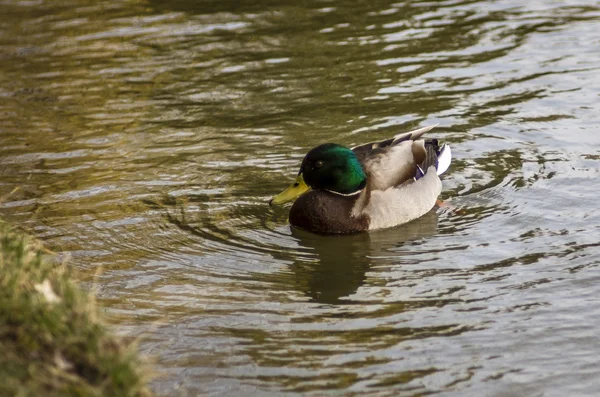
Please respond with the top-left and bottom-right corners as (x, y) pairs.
(360, 141), (421, 190)
(360, 137), (451, 190)
(351, 125), (439, 191)
(350, 124), (437, 154)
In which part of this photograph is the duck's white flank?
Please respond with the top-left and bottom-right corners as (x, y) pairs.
(358, 167), (442, 230)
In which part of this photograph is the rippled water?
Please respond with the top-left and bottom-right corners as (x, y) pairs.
(2, 0), (600, 395)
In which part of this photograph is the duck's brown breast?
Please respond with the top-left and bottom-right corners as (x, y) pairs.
(289, 190), (369, 234)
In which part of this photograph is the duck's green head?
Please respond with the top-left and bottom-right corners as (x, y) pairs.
(270, 143), (366, 205)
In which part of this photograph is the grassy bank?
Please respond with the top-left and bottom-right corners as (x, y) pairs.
(0, 223), (153, 397)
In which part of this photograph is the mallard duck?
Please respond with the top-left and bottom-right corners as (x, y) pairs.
(269, 125), (451, 234)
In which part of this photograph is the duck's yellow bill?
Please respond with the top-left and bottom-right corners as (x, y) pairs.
(269, 174), (310, 205)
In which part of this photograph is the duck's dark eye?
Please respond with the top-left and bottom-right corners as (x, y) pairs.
(314, 160), (324, 168)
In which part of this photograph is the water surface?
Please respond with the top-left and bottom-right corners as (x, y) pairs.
(1, 0), (600, 395)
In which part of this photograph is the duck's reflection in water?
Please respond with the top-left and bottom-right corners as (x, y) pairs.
(289, 210), (438, 304)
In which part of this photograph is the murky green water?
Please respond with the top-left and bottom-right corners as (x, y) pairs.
(2, 0), (600, 395)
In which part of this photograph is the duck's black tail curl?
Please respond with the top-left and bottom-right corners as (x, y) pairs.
(414, 139), (440, 180)
(415, 139), (452, 179)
